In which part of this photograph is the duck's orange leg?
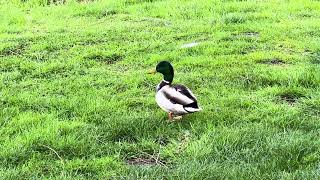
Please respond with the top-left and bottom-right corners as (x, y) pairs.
(168, 112), (173, 121)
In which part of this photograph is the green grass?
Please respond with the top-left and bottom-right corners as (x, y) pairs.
(1, 0), (320, 179)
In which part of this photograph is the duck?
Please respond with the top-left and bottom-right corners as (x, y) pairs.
(148, 61), (202, 121)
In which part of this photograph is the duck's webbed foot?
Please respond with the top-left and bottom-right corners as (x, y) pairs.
(168, 112), (183, 122)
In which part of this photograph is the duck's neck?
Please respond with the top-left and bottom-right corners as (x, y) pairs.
(156, 79), (171, 91)
(163, 73), (173, 84)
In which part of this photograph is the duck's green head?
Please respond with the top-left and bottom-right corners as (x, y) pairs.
(148, 61), (174, 83)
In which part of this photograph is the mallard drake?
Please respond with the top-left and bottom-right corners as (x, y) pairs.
(148, 61), (202, 121)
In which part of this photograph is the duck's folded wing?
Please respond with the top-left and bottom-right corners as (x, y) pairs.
(173, 84), (197, 101)
(161, 85), (196, 105)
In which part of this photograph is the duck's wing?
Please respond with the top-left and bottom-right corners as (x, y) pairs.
(161, 84), (198, 106)
(173, 84), (198, 101)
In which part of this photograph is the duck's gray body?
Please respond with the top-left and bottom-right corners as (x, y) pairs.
(155, 80), (202, 115)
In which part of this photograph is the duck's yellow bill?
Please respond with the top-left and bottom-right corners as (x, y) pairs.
(147, 69), (157, 74)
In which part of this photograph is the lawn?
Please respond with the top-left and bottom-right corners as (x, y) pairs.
(1, 0), (320, 179)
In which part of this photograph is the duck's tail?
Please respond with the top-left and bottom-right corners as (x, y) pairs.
(183, 102), (202, 113)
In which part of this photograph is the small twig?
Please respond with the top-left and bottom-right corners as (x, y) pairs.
(139, 151), (166, 166)
(155, 151), (160, 164)
(40, 144), (64, 166)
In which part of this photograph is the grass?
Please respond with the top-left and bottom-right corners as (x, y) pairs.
(1, 0), (320, 179)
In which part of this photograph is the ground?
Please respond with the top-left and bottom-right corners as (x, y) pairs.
(1, 0), (320, 179)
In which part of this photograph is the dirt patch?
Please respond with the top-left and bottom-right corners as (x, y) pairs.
(127, 157), (166, 166)
(240, 31), (259, 37)
(258, 58), (286, 65)
(125, 0), (159, 5)
(77, 0), (96, 3)
(0, 43), (28, 56)
(85, 53), (123, 64)
(278, 91), (305, 105)
(280, 94), (298, 104)
(46, 0), (66, 5)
